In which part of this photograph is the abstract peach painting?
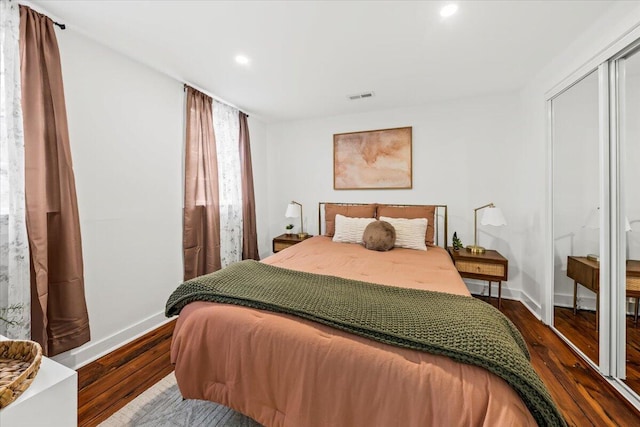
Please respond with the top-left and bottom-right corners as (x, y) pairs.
(333, 127), (412, 189)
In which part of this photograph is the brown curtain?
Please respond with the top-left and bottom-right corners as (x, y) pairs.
(238, 112), (259, 260)
(183, 86), (221, 280)
(19, 5), (90, 356)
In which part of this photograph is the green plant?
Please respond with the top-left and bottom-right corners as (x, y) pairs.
(452, 232), (463, 250)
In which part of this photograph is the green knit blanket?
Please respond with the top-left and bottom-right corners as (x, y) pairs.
(166, 260), (566, 427)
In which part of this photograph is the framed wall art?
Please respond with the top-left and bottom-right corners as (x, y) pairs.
(333, 126), (412, 190)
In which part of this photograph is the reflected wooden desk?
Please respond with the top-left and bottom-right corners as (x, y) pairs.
(567, 256), (600, 329)
(567, 257), (640, 325)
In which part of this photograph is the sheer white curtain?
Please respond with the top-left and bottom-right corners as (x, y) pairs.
(213, 100), (242, 268)
(0, 0), (30, 339)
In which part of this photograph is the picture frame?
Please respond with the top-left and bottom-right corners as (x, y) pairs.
(333, 126), (412, 190)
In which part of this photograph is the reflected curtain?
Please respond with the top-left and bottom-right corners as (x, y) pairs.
(239, 112), (259, 260)
(213, 100), (242, 268)
(0, 0), (30, 339)
(184, 86), (221, 280)
(19, 5), (89, 356)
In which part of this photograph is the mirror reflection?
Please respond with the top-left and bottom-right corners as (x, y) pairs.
(621, 47), (640, 395)
(552, 70), (600, 364)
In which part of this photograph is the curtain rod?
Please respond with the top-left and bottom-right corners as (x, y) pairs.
(19, 2), (65, 29)
(183, 84), (249, 118)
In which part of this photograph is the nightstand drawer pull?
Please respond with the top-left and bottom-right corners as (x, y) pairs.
(456, 261), (504, 277)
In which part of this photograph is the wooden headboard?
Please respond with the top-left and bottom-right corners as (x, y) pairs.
(317, 202), (448, 248)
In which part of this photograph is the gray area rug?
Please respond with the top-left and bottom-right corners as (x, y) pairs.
(99, 372), (262, 426)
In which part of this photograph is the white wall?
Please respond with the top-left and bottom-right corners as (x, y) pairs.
(50, 27), (269, 368)
(51, 29), (183, 368)
(265, 93), (529, 298)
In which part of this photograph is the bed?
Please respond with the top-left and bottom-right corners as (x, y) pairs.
(167, 203), (562, 427)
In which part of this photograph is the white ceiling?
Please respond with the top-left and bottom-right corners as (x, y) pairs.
(29, 0), (619, 122)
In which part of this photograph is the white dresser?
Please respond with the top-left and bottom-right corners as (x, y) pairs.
(0, 336), (77, 427)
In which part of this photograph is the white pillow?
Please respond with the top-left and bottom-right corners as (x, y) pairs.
(379, 216), (428, 251)
(332, 214), (377, 244)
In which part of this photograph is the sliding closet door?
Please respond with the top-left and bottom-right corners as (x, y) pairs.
(548, 31), (640, 407)
(614, 45), (640, 394)
(551, 70), (602, 366)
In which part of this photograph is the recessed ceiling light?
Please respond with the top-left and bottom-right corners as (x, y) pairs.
(235, 55), (250, 65)
(440, 4), (458, 18)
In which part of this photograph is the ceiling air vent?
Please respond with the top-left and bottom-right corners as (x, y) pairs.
(348, 91), (375, 100)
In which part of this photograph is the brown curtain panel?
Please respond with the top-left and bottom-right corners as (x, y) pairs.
(183, 86), (222, 280)
(19, 6), (90, 356)
(238, 112), (259, 260)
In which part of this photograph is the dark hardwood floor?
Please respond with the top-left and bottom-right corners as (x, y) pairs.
(77, 300), (640, 427)
(554, 306), (599, 364)
(77, 320), (176, 427)
(478, 297), (639, 426)
(555, 305), (640, 396)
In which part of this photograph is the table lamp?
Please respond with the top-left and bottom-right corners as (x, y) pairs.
(466, 203), (506, 254)
(285, 200), (308, 239)
(584, 207), (632, 262)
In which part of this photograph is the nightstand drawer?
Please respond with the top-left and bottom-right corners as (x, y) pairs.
(628, 276), (640, 293)
(274, 241), (294, 252)
(455, 260), (505, 278)
(272, 234), (313, 253)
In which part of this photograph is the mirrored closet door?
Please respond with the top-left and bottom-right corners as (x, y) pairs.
(549, 34), (640, 404)
(551, 70), (601, 366)
(616, 45), (640, 394)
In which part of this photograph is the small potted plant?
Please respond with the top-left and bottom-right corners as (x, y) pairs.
(452, 232), (463, 251)
(285, 224), (294, 235)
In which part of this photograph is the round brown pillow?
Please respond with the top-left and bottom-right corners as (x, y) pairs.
(362, 220), (396, 251)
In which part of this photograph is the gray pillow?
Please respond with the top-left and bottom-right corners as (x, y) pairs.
(362, 220), (396, 251)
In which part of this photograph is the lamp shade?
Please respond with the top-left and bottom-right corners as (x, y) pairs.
(480, 207), (507, 226)
(285, 203), (300, 218)
(467, 202), (506, 254)
(583, 207), (600, 229)
(583, 207), (632, 232)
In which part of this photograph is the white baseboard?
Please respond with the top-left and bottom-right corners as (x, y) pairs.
(464, 278), (521, 302)
(51, 311), (176, 370)
(520, 290), (543, 321)
(554, 292), (638, 315)
(465, 279), (544, 321)
(554, 292), (596, 311)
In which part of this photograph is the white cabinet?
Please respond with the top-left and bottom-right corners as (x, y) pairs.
(0, 337), (77, 427)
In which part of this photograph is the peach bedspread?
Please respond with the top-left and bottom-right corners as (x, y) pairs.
(171, 237), (536, 426)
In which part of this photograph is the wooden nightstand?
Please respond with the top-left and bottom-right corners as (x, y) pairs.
(447, 247), (508, 308)
(272, 234), (313, 253)
(568, 256), (640, 326)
